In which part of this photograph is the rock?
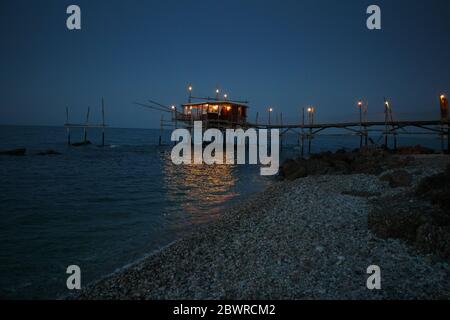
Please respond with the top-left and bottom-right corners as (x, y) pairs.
(0, 148), (26, 156)
(368, 194), (431, 242)
(396, 145), (434, 155)
(305, 159), (332, 175)
(279, 159), (301, 178)
(369, 182), (450, 261)
(36, 149), (62, 156)
(279, 147), (421, 181)
(384, 156), (414, 169)
(416, 223), (450, 260)
(416, 165), (450, 211)
(287, 166), (308, 181)
(379, 170), (412, 188)
(279, 159), (308, 180)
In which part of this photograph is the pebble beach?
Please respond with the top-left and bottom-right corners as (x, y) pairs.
(74, 154), (450, 300)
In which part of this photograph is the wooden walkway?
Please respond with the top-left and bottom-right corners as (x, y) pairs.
(250, 119), (449, 131)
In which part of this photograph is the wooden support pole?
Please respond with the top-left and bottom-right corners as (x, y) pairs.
(447, 127), (450, 154)
(174, 108), (178, 130)
(384, 98), (388, 149)
(159, 114), (163, 146)
(280, 113), (283, 150)
(442, 124), (450, 154)
(84, 107), (90, 144)
(440, 95), (450, 153)
(359, 102), (363, 149)
(308, 133), (312, 154)
(393, 126), (398, 151)
(308, 108), (314, 154)
(66, 107), (71, 145)
(301, 107), (305, 157)
(365, 125), (368, 147)
(393, 132), (397, 150)
(102, 98), (105, 147)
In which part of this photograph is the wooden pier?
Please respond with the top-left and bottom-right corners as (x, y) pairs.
(250, 118), (450, 155)
(136, 86), (449, 153)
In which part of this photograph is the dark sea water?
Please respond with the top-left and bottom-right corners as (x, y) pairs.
(0, 125), (444, 299)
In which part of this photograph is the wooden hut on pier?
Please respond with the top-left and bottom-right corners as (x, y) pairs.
(178, 100), (249, 129)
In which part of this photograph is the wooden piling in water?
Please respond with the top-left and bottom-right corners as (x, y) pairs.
(301, 107), (305, 157)
(66, 107), (71, 145)
(64, 100), (107, 147)
(447, 127), (450, 154)
(280, 113), (283, 150)
(102, 98), (105, 147)
(440, 95), (449, 154)
(84, 107), (90, 144)
(159, 114), (164, 146)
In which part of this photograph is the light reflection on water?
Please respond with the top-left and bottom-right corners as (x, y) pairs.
(162, 151), (240, 223)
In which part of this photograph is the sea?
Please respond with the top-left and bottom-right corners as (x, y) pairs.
(0, 125), (444, 299)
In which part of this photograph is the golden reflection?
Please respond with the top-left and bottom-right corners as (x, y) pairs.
(162, 151), (238, 224)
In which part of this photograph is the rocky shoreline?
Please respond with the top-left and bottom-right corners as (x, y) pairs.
(73, 149), (450, 300)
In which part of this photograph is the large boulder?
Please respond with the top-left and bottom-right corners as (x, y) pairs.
(279, 159), (308, 181)
(416, 223), (450, 260)
(369, 168), (450, 261)
(416, 165), (450, 211)
(368, 194), (431, 242)
(396, 145), (434, 155)
(379, 170), (412, 188)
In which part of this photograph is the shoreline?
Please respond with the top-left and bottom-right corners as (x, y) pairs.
(74, 154), (450, 300)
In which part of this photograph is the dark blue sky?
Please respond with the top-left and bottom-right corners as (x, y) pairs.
(1, 0), (449, 128)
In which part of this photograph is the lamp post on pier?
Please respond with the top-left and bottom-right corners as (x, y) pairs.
(306, 106), (315, 154)
(188, 84), (193, 103)
(358, 100), (363, 148)
(440, 94), (449, 153)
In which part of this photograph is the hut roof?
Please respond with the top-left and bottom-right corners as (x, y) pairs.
(182, 101), (249, 108)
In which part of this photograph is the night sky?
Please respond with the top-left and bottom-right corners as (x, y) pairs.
(1, 0), (449, 128)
